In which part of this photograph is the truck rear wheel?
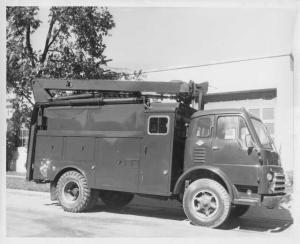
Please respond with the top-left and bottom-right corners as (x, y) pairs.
(230, 204), (249, 218)
(183, 178), (231, 228)
(99, 190), (134, 209)
(56, 170), (98, 212)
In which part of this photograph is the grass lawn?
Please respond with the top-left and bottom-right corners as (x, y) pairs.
(6, 174), (49, 192)
(6, 171), (26, 177)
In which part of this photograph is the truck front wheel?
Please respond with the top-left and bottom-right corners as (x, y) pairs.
(56, 170), (98, 212)
(183, 179), (231, 228)
(99, 190), (134, 209)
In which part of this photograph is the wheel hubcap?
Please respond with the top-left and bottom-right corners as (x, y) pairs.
(63, 181), (80, 203)
(192, 190), (219, 218)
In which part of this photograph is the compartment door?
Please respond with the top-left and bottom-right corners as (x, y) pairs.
(95, 137), (141, 192)
(139, 114), (174, 195)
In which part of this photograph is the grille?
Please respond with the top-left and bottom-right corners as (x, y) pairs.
(270, 172), (286, 194)
(193, 146), (206, 163)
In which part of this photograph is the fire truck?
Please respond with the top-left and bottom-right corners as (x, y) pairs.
(26, 78), (286, 228)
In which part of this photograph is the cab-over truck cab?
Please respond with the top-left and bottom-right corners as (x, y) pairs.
(26, 79), (286, 228)
(179, 108), (285, 227)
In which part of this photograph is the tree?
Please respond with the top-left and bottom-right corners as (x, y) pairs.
(6, 6), (127, 169)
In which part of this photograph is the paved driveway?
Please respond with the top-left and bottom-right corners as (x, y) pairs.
(6, 189), (295, 237)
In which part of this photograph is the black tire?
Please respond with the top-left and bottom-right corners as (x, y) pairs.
(230, 204), (249, 218)
(56, 170), (98, 212)
(99, 190), (134, 209)
(183, 178), (231, 228)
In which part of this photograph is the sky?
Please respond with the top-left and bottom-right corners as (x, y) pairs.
(32, 2), (298, 93)
(105, 6), (295, 70)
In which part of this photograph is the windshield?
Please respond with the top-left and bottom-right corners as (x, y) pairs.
(251, 118), (273, 149)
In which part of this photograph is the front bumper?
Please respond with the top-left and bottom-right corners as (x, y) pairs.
(233, 193), (286, 208)
(261, 194), (285, 209)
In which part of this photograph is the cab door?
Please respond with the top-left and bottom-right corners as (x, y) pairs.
(212, 115), (259, 191)
(184, 115), (214, 169)
(139, 113), (174, 195)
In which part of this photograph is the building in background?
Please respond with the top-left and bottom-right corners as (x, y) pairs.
(6, 95), (29, 172)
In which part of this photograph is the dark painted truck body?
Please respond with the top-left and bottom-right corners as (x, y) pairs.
(30, 102), (192, 196)
(26, 79), (286, 228)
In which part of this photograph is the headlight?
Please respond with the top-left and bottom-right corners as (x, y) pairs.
(267, 172), (274, 182)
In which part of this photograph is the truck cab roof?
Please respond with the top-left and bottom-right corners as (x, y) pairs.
(191, 107), (259, 120)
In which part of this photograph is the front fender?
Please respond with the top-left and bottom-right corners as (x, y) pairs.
(173, 165), (237, 200)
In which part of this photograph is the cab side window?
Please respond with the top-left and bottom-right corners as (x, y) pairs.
(148, 116), (169, 135)
(216, 116), (239, 140)
(195, 117), (212, 138)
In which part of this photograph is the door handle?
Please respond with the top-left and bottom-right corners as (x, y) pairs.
(212, 146), (220, 151)
(144, 145), (148, 155)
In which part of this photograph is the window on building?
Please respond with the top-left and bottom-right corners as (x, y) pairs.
(247, 107), (275, 138)
(20, 128), (29, 147)
(6, 104), (13, 118)
(262, 108), (274, 120)
(264, 122), (274, 135)
(248, 108), (260, 118)
(148, 116), (169, 135)
(251, 118), (273, 149)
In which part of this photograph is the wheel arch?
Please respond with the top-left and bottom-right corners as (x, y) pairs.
(173, 166), (236, 200)
(50, 165), (86, 201)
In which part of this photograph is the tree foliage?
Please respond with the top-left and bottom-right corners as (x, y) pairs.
(6, 6), (132, 168)
(6, 7), (123, 102)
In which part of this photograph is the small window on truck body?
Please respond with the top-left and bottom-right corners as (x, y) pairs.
(148, 116), (169, 135)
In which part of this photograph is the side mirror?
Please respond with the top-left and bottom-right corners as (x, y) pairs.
(245, 134), (254, 149)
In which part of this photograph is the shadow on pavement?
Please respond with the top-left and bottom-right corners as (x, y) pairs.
(44, 202), (60, 207)
(87, 203), (187, 221)
(220, 213), (293, 233)
(221, 203), (293, 233)
(44, 197), (293, 233)
(44, 200), (186, 221)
